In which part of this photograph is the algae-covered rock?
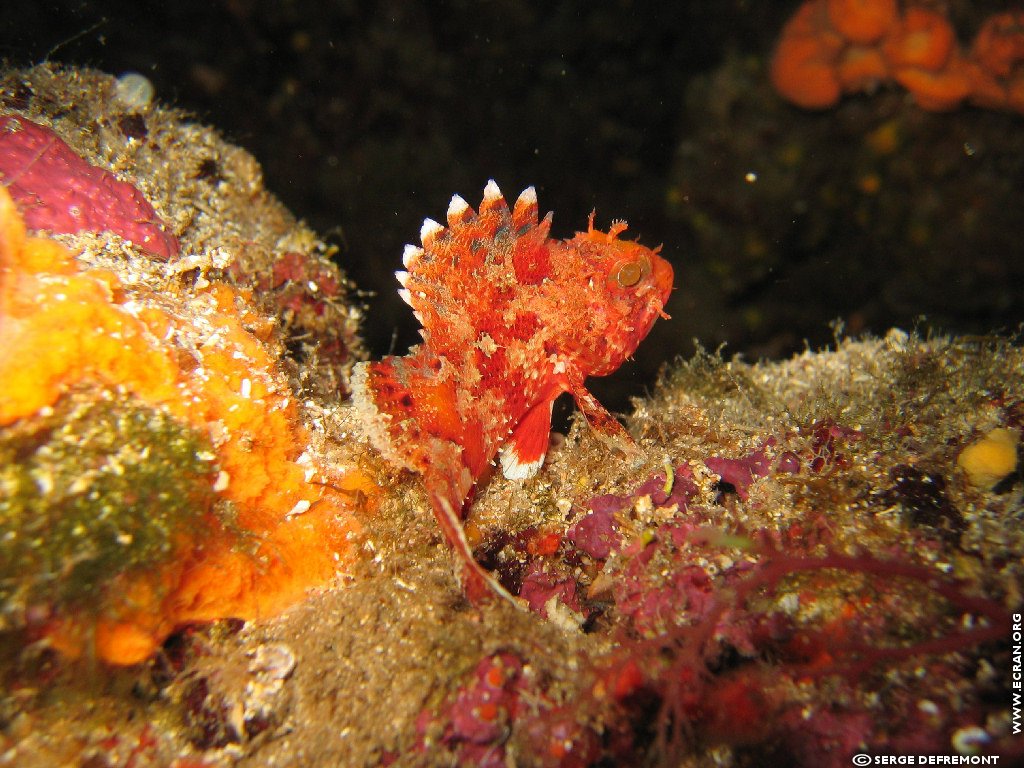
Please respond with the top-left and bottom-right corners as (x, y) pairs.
(0, 64), (372, 666)
(0, 63), (365, 397)
(1, 62), (1020, 768)
(14, 331), (1004, 768)
(0, 393), (217, 625)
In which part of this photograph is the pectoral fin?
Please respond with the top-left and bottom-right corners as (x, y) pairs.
(499, 396), (556, 480)
(567, 376), (639, 454)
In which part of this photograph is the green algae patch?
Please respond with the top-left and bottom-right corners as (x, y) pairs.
(0, 391), (219, 621)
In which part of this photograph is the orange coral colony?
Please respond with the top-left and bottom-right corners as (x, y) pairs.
(771, 1), (1024, 114)
(769, 2), (845, 109)
(0, 184), (372, 665)
(826, 0), (897, 45)
(970, 11), (1024, 113)
(883, 7), (955, 72)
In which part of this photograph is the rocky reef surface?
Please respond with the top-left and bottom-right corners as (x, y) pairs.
(1, 64), (1021, 767)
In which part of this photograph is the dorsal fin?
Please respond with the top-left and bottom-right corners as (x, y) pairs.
(394, 181), (550, 347)
(511, 186), (538, 231)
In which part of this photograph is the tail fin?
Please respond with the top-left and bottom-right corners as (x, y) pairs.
(352, 357), (520, 607)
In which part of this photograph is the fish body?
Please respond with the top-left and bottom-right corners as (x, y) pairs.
(352, 181), (673, 600)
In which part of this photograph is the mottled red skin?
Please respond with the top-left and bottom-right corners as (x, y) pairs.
(353, 181), (673, 599)
(0, 115), (178, 259)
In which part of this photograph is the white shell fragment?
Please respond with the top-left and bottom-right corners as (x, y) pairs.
(115, 72), (155, 109)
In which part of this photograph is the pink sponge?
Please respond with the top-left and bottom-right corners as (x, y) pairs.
(0, 115), (178, 259)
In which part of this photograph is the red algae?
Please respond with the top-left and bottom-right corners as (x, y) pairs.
(0, 115), (178, 258)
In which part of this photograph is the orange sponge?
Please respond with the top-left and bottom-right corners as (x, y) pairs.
(969, 11), (1024, 113)
(770, 2), (1024, 115)
(883, 7), (957, 72)
(770, 1), (845, 109)
(826, 0), (897, 45)
(0, 184), (373, 664)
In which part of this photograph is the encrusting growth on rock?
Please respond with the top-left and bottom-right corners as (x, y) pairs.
(957, 427), (1019, 491)
(0, 114), (179, 259)
(0, 182), (371, 664)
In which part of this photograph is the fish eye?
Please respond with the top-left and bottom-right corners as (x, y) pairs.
(612, 257), (650, 288)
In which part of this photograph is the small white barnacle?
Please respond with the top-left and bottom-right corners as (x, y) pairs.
(115, 72), (155, 109)
(213, 470), (231, 492)
(286, 500), (312, 519)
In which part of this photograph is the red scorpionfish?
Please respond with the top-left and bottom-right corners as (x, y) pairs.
(352, 180), (673, 602)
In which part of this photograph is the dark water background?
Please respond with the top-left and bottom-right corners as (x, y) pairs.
(3, 0), (1021, 416)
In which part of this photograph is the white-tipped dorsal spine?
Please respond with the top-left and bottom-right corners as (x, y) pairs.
(395, 270), (410, 287)
(402, 244), (424, 269)
(482, 179), (503, 205)
(447, 194), (471, 225)
(420, 217), (444, 246)
(516, 186), (537, 208)
(512, 186), (539, 227)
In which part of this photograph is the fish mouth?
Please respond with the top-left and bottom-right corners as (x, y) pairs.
(634, 258), (673, 321)
(650, 256), (675, 314)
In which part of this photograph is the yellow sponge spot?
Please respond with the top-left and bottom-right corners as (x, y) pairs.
(957, 428), (1019, 490)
